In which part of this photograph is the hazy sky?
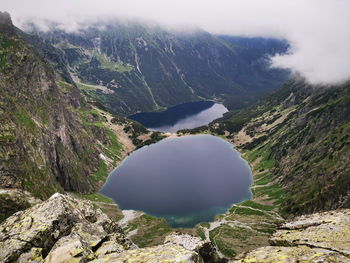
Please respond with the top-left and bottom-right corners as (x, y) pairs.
(3, 0), (350, 85)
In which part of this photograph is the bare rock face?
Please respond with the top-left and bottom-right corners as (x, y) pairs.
(0, 11), (14, 36)
(92, 233), (224, 263)
(0, 193), (131, 262)
(234, 209), (350, 262)
(233, 246), (350, 263)
(165, 234), (225, 263)
(0, 193), (223, 263)
(0, 188), (41, 222)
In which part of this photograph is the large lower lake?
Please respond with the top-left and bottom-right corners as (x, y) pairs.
(129, 101), (228, 133)
(100, 135), (252, 228)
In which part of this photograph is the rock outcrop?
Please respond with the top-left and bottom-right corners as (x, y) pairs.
(0, 188), (41, 222)
(0, 193), (132, 262)
(234, 209), (350, 262)
(90, 232), (224, 263)
(0, 193), (223, 263)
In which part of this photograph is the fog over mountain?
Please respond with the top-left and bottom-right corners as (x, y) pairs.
(3, 0), (350, 85)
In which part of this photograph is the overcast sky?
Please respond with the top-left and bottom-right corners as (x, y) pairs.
(2, 0), (350, 85)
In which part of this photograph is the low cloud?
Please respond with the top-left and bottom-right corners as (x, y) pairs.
(3, 0), (350, 85)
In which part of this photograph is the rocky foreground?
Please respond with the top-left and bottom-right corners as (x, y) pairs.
(0, 193), (222, 262)
(0, 193), (349, 262)
(234, 209), (350, 262)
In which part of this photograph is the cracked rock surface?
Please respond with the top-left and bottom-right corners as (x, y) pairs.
(0, 193), (131, 263)
(0, 193), (222, 263)
(234, 209), (350, 262)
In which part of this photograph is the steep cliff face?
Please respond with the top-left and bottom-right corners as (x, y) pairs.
(29, 22), (288, 115)
(0, 12), (126, 200)
(211, 80), (350, 215)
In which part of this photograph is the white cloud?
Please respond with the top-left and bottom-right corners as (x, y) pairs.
(2, 0), (350, 84)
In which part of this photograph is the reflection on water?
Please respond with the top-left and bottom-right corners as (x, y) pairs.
(129, 101), (228, 132)
(100, 135), (252, 228)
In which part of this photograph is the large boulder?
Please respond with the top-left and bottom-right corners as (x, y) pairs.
(91, 233), (224, 263)
(234, 209), (350, 262)
(0, 193), (131, 262)
(0, 193), (223, 263)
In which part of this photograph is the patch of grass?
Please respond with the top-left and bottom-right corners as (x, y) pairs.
(57, 80), (74, 93)
(209, 225), (239, 258)
(245, 142), (275, 171)
(72, 192), (114, 204)
(199, 222), (210, 228)
(196, 226), (206, 240)
(229, 206), (267, 216)
(95, 53), (133, 72)
(254, 172), (273, 185)
(89, 159), (108, 183)
(239, 200), (274, 211)
(115, 214), (124, 221)
(130, 215), (172, 248)
(14, 111), (37, 132)
(104, 128), (122, 160)
(255, 183), (287, 206)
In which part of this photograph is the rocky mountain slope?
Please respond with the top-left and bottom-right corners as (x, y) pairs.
(28, 21), (288, 115)
(208, 80), (350, 215)
(1, 193), (349, 262)
(0, 193), (223, 263)
(234, 209), (350, 262)
(176, 79), (350, 258)
(0, 12), (153, 214)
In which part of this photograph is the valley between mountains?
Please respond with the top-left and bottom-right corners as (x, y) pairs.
(0, 10), (349, 263)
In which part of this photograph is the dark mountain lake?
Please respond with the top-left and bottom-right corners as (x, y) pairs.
(129, 101), (228, 132)
(100, 135), (252, 228)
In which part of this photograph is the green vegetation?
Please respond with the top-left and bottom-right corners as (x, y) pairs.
(71, 192), (114, 204)
(0, 193), (31, 223)
(104, 129), (123, 160)
(245, 142), (275, 171)
(254, 172), (273, 185)
(239, 200), (274, 211)
(14, 111), (38, 132)
(89, 159), (108, 183)
(57, 80), (74, 93)
(95, 53), (133, 73)
(209, 225), (238, 258)
(195, 226), (206, 240)
(229, 206), (267, 216)
(126, 214), (172, 247)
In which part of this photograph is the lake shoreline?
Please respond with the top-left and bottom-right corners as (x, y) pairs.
(100, 134), (253, 228)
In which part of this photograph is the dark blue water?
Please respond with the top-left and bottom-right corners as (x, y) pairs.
(100, 135), (252, 228)
(129, 101), (228, 132)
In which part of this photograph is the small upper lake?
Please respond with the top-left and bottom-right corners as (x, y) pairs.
(100, 135), (252, 228)
(129, 101), (228, 132)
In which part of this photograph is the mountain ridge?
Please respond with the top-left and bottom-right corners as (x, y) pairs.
(26, 21), (289, 115)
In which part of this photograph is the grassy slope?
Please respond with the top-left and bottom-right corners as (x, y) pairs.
(180, 80), (350, 258)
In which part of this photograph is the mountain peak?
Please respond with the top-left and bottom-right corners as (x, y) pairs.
(0, 11), (15, 35)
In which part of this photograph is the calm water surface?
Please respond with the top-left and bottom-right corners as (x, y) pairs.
(100, 135), (252, 227)
(129, 101), (228, 132)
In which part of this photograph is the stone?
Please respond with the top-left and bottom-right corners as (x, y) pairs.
(233, 246), (350, 263)
(270, 209), (350, 256)
(234, 209), (350, 262)
(0, 193), (131, 263)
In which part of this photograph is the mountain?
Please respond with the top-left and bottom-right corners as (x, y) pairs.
(0, 12), (152, 208)
(207, 79), (350, 215)
(175, 79), (350, 257)
(27, 21), (289, 115)
(0, 192), (349, 262)
(2, 10), (350, 262)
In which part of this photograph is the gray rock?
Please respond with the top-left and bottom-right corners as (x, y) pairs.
(235, 209), (350, 262)
(0, 193), (131, 262)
